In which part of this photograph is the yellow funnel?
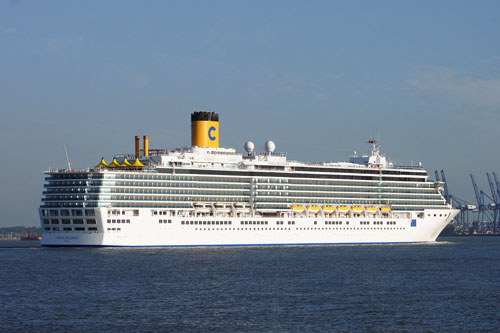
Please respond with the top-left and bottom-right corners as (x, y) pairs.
(191, 111), (219, 148)
(135, 136), (140, 156)
(144, 135), (149, 157)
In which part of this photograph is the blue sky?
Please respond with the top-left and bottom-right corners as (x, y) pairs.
(1, 1), (499, 227)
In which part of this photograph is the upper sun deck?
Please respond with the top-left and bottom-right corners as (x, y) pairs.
(44, 142), (426, 180)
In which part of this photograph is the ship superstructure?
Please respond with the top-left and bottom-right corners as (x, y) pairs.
(39, 112), (458, 247)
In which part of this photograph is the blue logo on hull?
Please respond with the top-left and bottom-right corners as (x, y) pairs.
(411, 219), (417, 227)
(208, 126), (216, 141)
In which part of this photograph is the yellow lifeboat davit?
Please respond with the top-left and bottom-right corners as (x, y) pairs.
(291, 205), (305, 211)
(95, 158), (108, 168)
(108, 159), (120, 168)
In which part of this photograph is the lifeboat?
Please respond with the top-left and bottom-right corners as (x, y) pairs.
(365, 206), (378, 212)
(214, 202), (231, 212)
(234, 202), (250, 211)
(322, 206), (335, 212)
(291, 205), (305, 212)
(193, 202), (210, 211)
(337, 206), (349, 211)
(352, 206), (364, 212)
(380, 207), (391, 212)
(307, 205), (320, 212)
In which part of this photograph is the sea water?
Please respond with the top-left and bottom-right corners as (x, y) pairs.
(1, 237), (499, 332)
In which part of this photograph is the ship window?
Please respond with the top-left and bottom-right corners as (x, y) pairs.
(75, 227), (85, 231)
(51, 219), (59, 224)
(61, 210), (70, 216)
(49, 210), (59, 216)
(87, 219), (96, 224)
(85, 210), (95, 216)
(52, 227), (59, 231)
(62, 219), (70, 224)
(64, 227), (72, 231)
(107, 219), (111, 223)
(88, 227), (97, 231)
(43, 219), (50, 224)
(41, 210), (49, 216)
(127, 220), (130, 223)
(73, 219), (84, 224)
(112, 220), (116, 223)
(45, 227), (50, 231)
(71, 210), (83, 216)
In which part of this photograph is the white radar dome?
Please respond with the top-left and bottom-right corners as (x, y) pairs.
(265, 140), (276, 153)
(244, 141), (255, 153)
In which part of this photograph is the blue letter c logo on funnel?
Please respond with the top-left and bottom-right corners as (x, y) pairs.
(208, 126), (216, 141)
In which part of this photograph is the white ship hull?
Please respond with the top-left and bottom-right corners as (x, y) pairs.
(40, 112), (458, 248)
(40, 208), (458, 247)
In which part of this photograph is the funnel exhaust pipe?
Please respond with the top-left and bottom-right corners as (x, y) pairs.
(135, 136), (140, 157)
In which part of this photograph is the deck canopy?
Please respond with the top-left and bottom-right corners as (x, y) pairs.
(95, 158), (108, 168)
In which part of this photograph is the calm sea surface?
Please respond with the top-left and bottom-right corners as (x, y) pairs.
(1, 237), (499, 332)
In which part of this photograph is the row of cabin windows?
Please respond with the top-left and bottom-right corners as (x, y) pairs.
(153, 211), (171, 216)
(241, 221), (269, 225)
(193, 227), (407, 231)
(182, 220), (232, 225)
(44, 218), (96, 225)
(45, 227), (97, 231)
(108, 209), (139, 216)
(362, 221), (396, 225)
(42, 209), (95, 217)
(107, 219), (130, 224)
(159, 219), (172, 223)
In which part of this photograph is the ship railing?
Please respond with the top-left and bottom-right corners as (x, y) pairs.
(386, 164), (425, 170)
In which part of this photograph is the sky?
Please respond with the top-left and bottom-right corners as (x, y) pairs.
(1, 1), (499, 227)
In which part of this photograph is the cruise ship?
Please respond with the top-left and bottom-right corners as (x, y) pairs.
(39, 112), (458, 247)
